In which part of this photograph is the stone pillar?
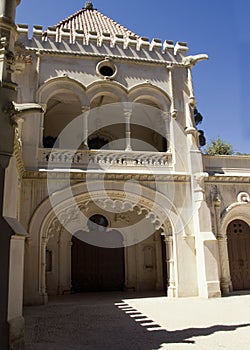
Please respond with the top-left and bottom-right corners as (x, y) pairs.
(8, 235), (25, 350)
(67, 240), (73, 291)
(82, 106), (89, 149)
(40, 237), (48, 304)
(185, 67), (199, 147)
(39, 108), (45, 147)
(186, 67), (196, 109)
(124, 107), (132, 151)
(166, 65), (177, 119)
(164, 233), (176, 297)
(214, 196), (232, 295)
(162, 111), (171, 152)
(192, 173), (221, 298)
(0, 167), (12, 349)
(57, 233), (62, 295)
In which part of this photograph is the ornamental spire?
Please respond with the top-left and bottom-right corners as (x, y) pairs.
(84, 1), (94, 10)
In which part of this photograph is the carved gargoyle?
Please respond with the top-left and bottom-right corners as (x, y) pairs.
(183, 54), (209, 67)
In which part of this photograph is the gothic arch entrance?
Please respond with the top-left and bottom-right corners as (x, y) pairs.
(227, 219), (250, 291)
(27, 183), (179, 304)
(71, 215), (125, 292)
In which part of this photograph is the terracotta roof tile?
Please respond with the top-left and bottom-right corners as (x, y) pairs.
(44, 4), (139, 44)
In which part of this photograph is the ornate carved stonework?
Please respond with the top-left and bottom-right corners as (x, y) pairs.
(237, 192), (250, 203)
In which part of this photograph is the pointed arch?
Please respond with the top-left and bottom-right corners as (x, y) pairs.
(26, 181), (185, 304)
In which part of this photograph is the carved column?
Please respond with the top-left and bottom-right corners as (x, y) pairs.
(187, 67), (196, 109)
(123, 237), (129, 290)
(82, 106), (89, 149)
(67, 240), (73, 291)
(40, 237), (48, 304)
(214, 197), (232, 295)
(39, 107), (46, 147)
(57, 232), (62, 295)
(185, 66), (199, 147)
(166, 65), (177, 119)
(124, 107), (132, 151)
(162, 111), (171, 152)
(164, 233), (176, 297)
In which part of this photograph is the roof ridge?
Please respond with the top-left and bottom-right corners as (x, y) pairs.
(55, 7), (86, 27)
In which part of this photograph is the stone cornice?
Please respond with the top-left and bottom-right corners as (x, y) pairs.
(18, 46), (188, 67)
(205, 175), (250, 184)
(203, 154), (250, 160)
(23, 170), (190, 183)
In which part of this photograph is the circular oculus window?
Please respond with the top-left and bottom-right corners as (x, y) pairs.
(96, 59), (117, 79)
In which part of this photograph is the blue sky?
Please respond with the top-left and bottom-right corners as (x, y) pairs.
(16, 0), (249, 153)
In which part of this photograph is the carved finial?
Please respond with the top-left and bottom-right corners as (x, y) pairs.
(84, 1), (94, 10)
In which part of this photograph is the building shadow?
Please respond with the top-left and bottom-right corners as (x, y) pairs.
(24, 293), (250, 350)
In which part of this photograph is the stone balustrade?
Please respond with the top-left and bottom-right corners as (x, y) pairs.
(38, 148), (172, 172)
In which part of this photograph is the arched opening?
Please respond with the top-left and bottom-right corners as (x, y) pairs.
(71, 214), (125, 292)
(227, 219), (250, 290)
(129, 124), (167, 152)
(130, 102), (168, 152)
(43, 91), (82, 148)
(161, 234), (168, 294)
(86, 102), (168, 152)
(26, 183), (178, 304)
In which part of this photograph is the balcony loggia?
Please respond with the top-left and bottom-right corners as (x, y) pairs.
(40, 99), (172, 173)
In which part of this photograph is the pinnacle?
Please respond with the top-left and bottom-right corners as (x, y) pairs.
(84, 1), (94, 10)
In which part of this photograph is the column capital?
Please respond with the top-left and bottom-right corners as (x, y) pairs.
(81, 106), (90, 113)
(122, 102), (132, 117)
(124, 109), (132, 118)
(161, 232), (173, 243)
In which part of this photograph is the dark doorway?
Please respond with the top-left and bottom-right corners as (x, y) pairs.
(227, 219), (250, 290)
(71, 229), (125, 292)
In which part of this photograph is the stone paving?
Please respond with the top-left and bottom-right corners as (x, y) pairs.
(24, 291), (250, 350)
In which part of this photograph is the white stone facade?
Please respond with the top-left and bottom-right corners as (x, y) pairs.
(8, 4), (250, 306)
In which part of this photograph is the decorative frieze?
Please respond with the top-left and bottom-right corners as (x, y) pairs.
(206, 175), (250, 183)
(24, 169), (190, 184)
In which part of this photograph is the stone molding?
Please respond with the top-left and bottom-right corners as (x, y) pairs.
(206, 175), (250, 183)
(23, 170), (191, 183)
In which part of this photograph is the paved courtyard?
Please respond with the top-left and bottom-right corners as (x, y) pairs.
(24, 291), (250, 350)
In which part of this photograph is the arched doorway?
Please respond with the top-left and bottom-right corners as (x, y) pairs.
(227, 219), (250, 290)
(27, 183), (177, 304)
(71, 215), (125, 292)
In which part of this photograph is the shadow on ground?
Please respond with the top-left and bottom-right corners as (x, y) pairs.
(24, 292), (250, 350)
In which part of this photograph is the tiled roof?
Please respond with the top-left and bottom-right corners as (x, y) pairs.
(46, 3), (139, 44)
